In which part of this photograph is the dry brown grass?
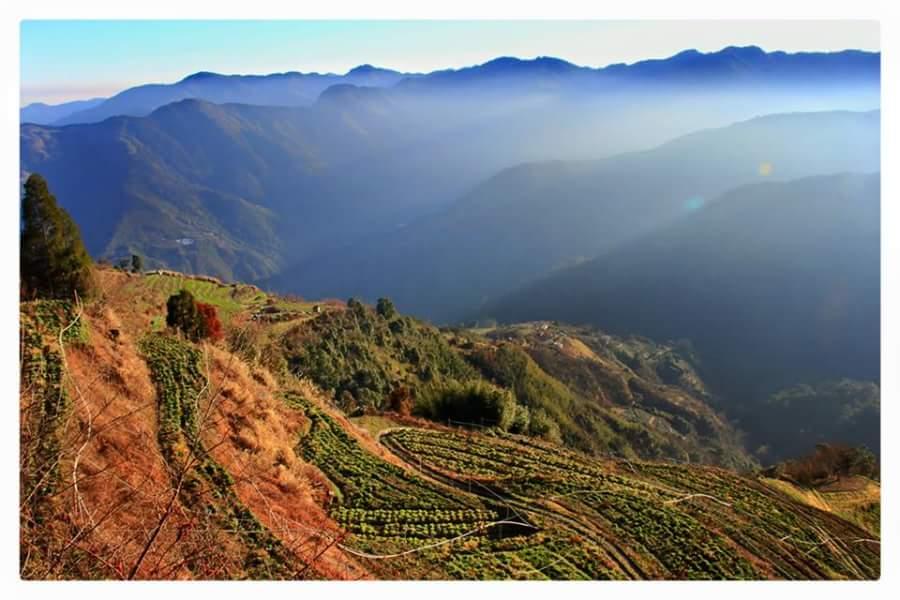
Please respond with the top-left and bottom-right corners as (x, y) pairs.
(50, 306), (198, 579)
(200, 345), (372, 579)
(23, 292), (375, 579)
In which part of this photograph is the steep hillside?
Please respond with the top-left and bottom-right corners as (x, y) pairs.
(21, 95), (416, 281)
(487, 173), (880, 461)
(475, 323), (747, 466)
(19, 267), (879, 579)
(280, 110), (879, 321)
(20, 280), (367, 579)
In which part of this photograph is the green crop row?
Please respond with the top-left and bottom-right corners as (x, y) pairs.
(381, 426), (879, 580)
(20, 305), (77, 578)
(139, 334), (295, 579)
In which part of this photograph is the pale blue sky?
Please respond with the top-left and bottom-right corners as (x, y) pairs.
(21, 20), (879, 105)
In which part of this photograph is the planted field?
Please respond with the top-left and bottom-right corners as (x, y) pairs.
(139, 334), (296, 578)
(287, 393), (618, 579)
(20, 301), (85, 577)
(133, 272), (315, 324)
(287, 392), (491, 526)
(382, 427), (880, 579)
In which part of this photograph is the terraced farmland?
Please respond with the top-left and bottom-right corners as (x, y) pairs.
(128, 272), (316, 326)
(381, 427), (880, 579)
(287, 393), (625, 579)
(139, 334), (297, 578)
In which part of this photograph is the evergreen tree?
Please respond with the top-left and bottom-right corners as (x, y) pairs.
(166, 290), (223, 342)
(20, 173), (93, 299)
(376, 297), (397, 320)
(131, 254), (143, 273)
(166, 289), (202, 340)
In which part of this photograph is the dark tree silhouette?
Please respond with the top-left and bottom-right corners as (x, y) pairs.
(166, 290), (223, 342)
(376, 297), (397, 320)
(166, 290), (203, 340)
(20, 173), (93, 299)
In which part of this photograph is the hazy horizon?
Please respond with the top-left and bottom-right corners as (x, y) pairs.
(21, 19), (879, 105)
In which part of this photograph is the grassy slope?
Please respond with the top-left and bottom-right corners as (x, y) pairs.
(19, 267), (880, 580)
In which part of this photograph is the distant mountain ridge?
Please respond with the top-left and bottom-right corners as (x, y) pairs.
(20, 48), (880, 292)
(395, 46), (879, 94)
(26, 46), (879, 126)
(20, 97), (106, 125)
(42, 65), (415, 126)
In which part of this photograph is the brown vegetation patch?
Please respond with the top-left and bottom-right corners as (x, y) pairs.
(199, 345), (372, 579)
(53, 307), (197, 579)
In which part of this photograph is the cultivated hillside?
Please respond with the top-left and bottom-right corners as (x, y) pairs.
(20, 267), (879, 580)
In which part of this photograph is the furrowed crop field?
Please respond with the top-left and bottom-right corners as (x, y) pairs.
(287, 393), (624, 579)
(139, 334), (296, 578)
(381, 427), (881, 579)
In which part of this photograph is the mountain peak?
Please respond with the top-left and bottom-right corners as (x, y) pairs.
(179, 71), (223, 83)
(717, 45), (767, 57)
(347, 64), (385, 75)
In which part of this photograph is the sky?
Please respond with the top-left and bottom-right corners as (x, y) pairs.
(20, 20), (880, 105)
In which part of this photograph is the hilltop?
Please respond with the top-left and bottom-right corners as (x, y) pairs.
(20, 266), (879, 579)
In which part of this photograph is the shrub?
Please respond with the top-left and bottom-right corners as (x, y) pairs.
(376, 297), (397, 320)
(165, 290), (222, 342)
(528, 409), (563, 444)
(388, 385), (414, 416)
(197, 302), (223, 342)
(770, 443), (879, 486)
(414, 380), (516, 430)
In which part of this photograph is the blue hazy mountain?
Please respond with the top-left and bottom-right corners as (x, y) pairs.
(20, 97), (106, 125)
(38, 46), (879, 126)
(49, 65), (413, 126)
(483, 172), (880, 459)
(278, 110), (879, 323)
(395, 46), (878, 95)
(21, 47), (880, 286)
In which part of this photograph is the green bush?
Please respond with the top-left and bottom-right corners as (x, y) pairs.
(414, 380), (516, 430)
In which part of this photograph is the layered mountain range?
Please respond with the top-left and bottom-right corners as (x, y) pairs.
(20, 45), (881, 461)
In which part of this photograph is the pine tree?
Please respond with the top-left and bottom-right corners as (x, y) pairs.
(166, 289), (202, 340)
(376, 297), (397, 320)
(131, 254), (143, 273)
(20, 173), (93, 299)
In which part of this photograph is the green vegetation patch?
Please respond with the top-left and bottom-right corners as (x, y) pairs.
(282, 301), (477, 415)
(383, 427), (880, 580)
(139, 334), (295, 579)
(20, 301), (81, 577)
